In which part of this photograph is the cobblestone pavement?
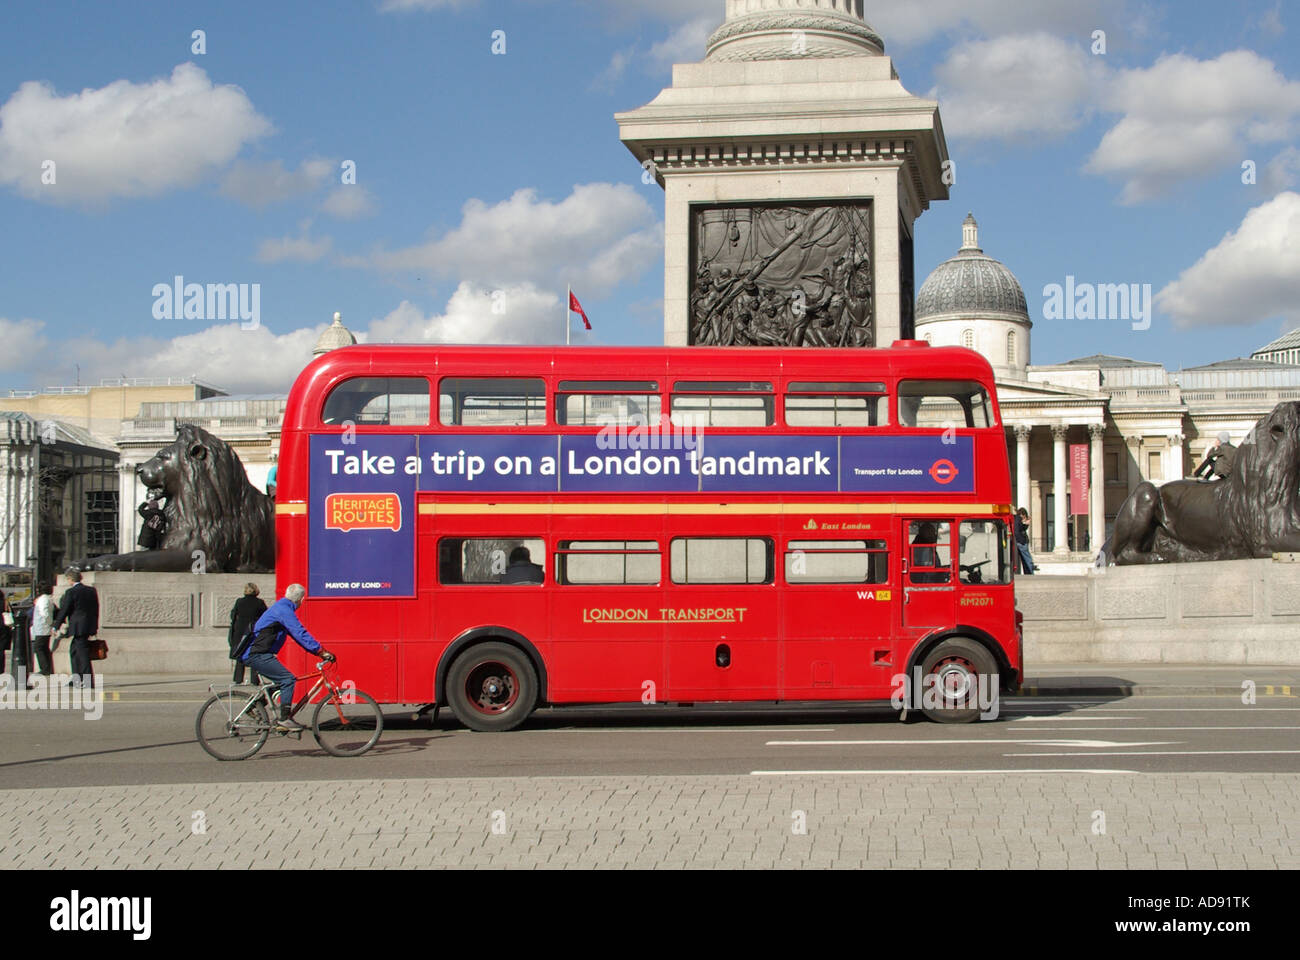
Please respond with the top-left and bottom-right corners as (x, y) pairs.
(3, 773), (1298, 869)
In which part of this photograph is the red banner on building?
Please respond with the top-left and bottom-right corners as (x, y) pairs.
(1070, 443), (1090, 515)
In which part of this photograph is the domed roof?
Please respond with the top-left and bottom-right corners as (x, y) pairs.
(706, 0), (884, 62)
(313, 312), (357, 356)
(916, 215), (1029, 324)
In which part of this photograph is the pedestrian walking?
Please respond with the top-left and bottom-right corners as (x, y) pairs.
(30, 582), (56, 677)
(52, 569), (100, 688)
(0, 589), (12, 676)
(136, 496), (167, 549)
(1015, 508), (1036, 575)
(228, 582), (267, 685)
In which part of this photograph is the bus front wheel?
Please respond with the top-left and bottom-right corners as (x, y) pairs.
(919, 638), (998, 724)
(445, 641), (538, 732)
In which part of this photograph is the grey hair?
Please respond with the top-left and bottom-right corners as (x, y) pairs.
(285, 583), (306, 604)
(1217, 431), (1231, 444)
(65, 568), (83, 582)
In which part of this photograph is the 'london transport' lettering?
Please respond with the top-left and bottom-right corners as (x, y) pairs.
(583, 607), (749, 624)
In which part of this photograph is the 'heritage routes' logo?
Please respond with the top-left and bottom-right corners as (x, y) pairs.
(324, 493), (401, 532)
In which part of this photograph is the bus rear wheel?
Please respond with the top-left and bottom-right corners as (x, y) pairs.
(446, 642), (538, 732)
(919, 638), (998, 724)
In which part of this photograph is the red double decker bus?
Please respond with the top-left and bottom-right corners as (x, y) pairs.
(275, 342), (1021, 729)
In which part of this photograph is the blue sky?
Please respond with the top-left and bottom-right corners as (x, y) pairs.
(1, 0), (1298, 394)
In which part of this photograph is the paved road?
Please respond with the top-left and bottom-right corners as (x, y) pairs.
(2, 688), (1299, 788)
(2, 676), (1299, 867)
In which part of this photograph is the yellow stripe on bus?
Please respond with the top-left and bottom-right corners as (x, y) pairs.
(416, 502), (1006, 516)
(275, 503), (307, 516)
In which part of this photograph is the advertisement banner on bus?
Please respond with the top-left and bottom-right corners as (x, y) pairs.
(308, 433), (976, 594)
(309, 434), (418, 598)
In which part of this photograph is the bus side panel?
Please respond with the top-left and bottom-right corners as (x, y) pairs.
(780, 521), (897, 700)
(424, 511), (554, 701)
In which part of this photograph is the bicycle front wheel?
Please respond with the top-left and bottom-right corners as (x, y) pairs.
(196, 691), (270, 761)
(312, 690), (384, 757)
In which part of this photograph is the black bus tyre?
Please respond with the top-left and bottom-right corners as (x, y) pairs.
(446, 641), (538, 732)
(919, 637), (998, 724)
(312, 690), (384, 757)
(196, 691), (270, 761)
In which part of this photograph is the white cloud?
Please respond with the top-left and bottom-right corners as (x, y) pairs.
(362, 182), (662, 298)
(0, 63), (271, 206)
(647, 15), (720, 69)
(320, 185), (377, 219)
(1087, 51), (1300, 204)
(256, 221), (334, 264)
(932, 33), (1106, 141)
(870, 0), (1132, 48)
(17, 280), (573, 394)
(1262, 147), (1300, 193)
(220, 157), (332, 208)
(0, 318), (48, 371)
(368, 284), (567, 345)
(1156, 192), (1300, 329)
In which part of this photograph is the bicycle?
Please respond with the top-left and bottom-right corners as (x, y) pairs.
(195, 657), (383, 760)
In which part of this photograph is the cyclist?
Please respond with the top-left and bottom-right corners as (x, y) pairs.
(239, 583), (331, 731)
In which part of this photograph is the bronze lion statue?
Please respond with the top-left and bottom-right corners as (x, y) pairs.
(78, 424), (275, 573)
(1101, 401), (1300, 565)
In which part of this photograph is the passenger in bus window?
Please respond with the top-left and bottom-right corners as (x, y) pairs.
(500, 547), (544, 585)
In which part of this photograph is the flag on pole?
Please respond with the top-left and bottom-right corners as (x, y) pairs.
(569, 290), (592, 330)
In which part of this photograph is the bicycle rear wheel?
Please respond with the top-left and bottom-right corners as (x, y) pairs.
(312, 690), (383, 757)
(196, 691), (271, 761)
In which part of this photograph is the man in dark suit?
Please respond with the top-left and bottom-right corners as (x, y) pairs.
(53, 568), (99, 688)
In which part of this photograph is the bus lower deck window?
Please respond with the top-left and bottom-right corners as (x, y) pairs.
(671, 538), (773, 584)
(556, 541), (661, 585)
(785, 539), (889, 584)
(438, 538), (545, 584)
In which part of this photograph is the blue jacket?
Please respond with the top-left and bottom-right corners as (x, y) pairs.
(241, 597), (323, 661)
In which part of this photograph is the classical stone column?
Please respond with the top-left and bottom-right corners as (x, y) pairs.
(1166, 433), (1185, 483)
(117, 461), (139, 555)
(1013, 424), (1032, 511)
(1052, 425), (1070, 556)
(1125, 435), (1142, 495)
(1089, 424), (1107, 555)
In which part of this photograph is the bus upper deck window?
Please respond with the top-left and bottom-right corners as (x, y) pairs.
(670, 381), (774, 428)
(439, 378), (546, 427)
(322, 377), (430, 426)
(897, 380), (995, 429)
(556, 381), (662, 427)
(785, 381), (888, 427)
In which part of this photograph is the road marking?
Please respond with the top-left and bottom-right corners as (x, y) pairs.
(1007, 706), (1300, 712)
(766, 739), (1177, 748)
(1004, 726), (1300, 732)
(1008, 749), (1300, 757)
(750, 768), (1139, 776)
(517, 727), (839, 734)
(1011, 715), (1139, 721)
